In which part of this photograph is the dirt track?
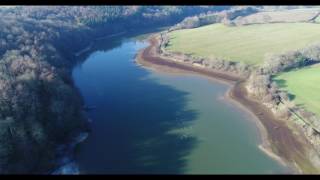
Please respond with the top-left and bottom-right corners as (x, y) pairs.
(136, 35), (319, 174)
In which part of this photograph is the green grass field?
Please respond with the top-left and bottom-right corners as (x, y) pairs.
(273, 64), (320, 117)
(166, 23), (320, 65)
(315, 15), (320, 23)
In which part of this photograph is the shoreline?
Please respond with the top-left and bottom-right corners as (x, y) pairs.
(224, 87), (290, 169)
(135, 34), (319, 174)
(138, 58), (289, 169)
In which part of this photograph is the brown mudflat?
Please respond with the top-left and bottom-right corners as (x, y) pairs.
(136, 35), (319, 174)
(230, 82), (317, 173)
(139, 36), (240, 82)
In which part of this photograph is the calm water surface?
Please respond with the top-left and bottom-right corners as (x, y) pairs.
(72, 37), (289, 174)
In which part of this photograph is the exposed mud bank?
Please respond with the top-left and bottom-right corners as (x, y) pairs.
(136, 34), (320, 174)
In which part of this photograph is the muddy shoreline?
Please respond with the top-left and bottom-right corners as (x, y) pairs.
(136, 34), (320, 174)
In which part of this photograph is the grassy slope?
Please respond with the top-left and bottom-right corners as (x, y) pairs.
(166, 23), (320, 65)
(274, 64), (320, 117)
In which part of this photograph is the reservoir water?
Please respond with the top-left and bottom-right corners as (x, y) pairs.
(72, 36), (288, 174)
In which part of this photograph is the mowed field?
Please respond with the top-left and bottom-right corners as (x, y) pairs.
(166, 23), (320, 65)
(274, 64), (320, 117)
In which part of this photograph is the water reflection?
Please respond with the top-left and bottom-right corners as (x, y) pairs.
(72, 35), (288, 174)
(73, 40), (200, 174)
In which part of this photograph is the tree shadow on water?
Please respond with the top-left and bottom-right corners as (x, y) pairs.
(74, 57), (199, 174)
(74, 26), (168, 66)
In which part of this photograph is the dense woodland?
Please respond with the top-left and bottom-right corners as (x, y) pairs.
(0, 6), (225, 174)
